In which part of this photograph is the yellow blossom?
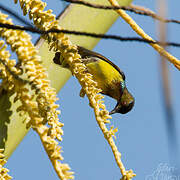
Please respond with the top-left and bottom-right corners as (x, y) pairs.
(0, 11), (73, 180)
(0, 149), (12, 180)
(14, 0), (134, 179)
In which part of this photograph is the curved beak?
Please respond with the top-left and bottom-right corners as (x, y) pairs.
(109, 101), (120, 115)
(109, 109), (116, 115)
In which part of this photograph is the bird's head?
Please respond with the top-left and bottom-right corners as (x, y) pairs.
(109, 87), (134, 115)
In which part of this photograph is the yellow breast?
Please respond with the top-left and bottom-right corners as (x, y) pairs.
(86, 59), (123, 89)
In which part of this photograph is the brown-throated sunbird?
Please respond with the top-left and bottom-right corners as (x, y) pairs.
(53, 46), (134, 115)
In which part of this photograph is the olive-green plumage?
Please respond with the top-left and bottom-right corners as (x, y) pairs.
(53, 46), (134, 115)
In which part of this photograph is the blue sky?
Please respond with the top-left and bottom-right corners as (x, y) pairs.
(1, 0), (180, 179)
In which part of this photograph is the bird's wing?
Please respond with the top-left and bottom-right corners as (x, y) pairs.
(77, 46), (125, 80)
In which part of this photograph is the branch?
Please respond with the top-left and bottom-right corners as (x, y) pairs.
(157, 0), (179, 169)
(61, 0), (180, 25)
(130, 4), (180, 24)
(108, 0), (180, 70)
(0, 23), (180, 47)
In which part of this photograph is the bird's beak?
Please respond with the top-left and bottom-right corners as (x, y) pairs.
(109, 109), (116, 115)
(109, 101), (120, 115)
(109, 89), (135, 115)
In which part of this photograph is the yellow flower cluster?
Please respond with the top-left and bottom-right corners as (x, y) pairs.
(0, 149), (12, 180)
(14, 0), (135, 179)
(0, 40), (21, 92)
(0, 12), (73, 180)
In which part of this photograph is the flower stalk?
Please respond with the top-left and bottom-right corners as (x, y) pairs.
(108, 0), (180, 70)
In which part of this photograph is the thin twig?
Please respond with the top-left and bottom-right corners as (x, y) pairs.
(130, 4), (180, 24)
(61, 0), (180, 25)
(0, 23), (180, 47)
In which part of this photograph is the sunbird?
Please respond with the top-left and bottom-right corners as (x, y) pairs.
(53, 46), (134, 115)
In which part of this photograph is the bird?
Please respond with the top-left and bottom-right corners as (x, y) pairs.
(53, 46), (134, 115)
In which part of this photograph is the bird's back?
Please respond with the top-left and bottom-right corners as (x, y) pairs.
(77, 47), (124, 100)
